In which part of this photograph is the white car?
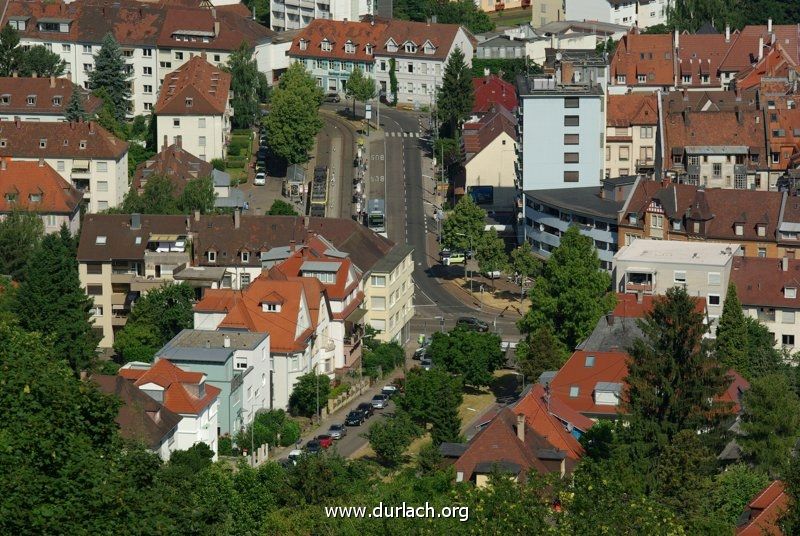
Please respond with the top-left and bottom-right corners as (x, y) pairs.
(254, 172), (266, 185)
(287, 449), (303, 465)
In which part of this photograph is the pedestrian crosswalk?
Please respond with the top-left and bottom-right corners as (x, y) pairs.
(386, 131), (424, 138)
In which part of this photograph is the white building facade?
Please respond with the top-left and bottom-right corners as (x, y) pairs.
(565, 0), (672, 28)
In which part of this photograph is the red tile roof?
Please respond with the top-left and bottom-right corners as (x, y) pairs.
(462, 108), (516, 162)
(607, 93), (658, 127)
(736, 481), (789, 535)
(676, 34), (732, 88)
(155, 56), (231, 115)
(0, 159), (82, 214)
(472, 75), (517, 114)
(513, 384), (588, 460)
(119, 359), (219, 416)
(721, 24), (800, 73)
(722, 369), (750, 414)
(610, 33), (674, 87)
(0, 76), (101, 116)
(612, 292), (706, 318)
(549, 350), (628, 418)
(132, 141), (214, 195)
(0, 119), (128, 159)
(731, 256), (800, 309)
(736, 44), (799, 91)
(766, 108), (800, 170)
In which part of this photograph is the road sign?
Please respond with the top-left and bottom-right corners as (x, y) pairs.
(365, 104), (372, 120)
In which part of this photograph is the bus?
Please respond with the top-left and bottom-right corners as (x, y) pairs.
(309, 166), (328, 217)
(367, 198), (386, 237)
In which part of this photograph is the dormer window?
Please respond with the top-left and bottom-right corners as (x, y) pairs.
(404, 42), (417, 53)
(299, 39), (308, 51)
(628, 213), (638, 225)
(29, 193), (42, 203)
(39, 138), (47, 148)
(5, 193), (17, 203)
(735, 223), (744, 236)
(208, 250), (216, 263)
(423, 41), (435, 55)
(241, 251), (249, 263)
(786, 287), (797, 299)
(52, 96), (62, 106)
(386, 39), (398, 53)
(185, 97), (193, 107)
(262, 302), (281, 312)
(27, 95), (36, 106)
(0, 95), (8, 105)
(757, 224), (766, 237)
(365, 44), (373, 55)
(321, 39), (332, 52)
(344, 41), (355, 54)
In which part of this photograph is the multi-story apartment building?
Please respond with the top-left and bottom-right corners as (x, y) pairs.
(523, 176), (629, 270)
(0, 119), (129, 213)
(155, 56), (232, 162)
(0, 158), (82, 234)
(530, 0), (566, 27)
(613, 239), (740, 330)
(119, 360), (220, 460)
(0, 76), (101, 122)
(270, 0), (369, 32)
(608, 32), (673, 94)
(289, 18), (475, 106)
(565, 0), (671, 29)
(605, 93), (658, 178)
(157, 329), (271, 436)
(365, 244), (415, 344)
(516, 76), (605, 192)
(3, 0), (275, 116)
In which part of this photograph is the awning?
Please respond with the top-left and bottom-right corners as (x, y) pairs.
(345, 308), (367, 323)
(72, 159), (90, 169)
(149, 234), (181, 241)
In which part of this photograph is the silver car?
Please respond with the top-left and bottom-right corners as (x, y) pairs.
(371, 394), (389, 409)
(328, 423), (347, 440)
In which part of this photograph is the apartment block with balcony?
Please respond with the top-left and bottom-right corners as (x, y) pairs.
(271, 0), (368, 32)
(366, 245), (415, 345)
(565, 0), (671, 29)
(605, 93), (658, 178)
(613, 239), (738, 331)
(0, 119), (128, 213)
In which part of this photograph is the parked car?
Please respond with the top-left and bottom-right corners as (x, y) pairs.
(484, 270), (502, 279)
(345, 410), (366, 426)
(381, 385), (398, 397)
(328, 424), (347, 440)
(371, 394), (389, 409)
(286, 449), (303, 466)
(357, 402), (375, 418)
(421, 357), (433, 371)
(413, 347), (426, 361)
(456, 316), (489, 332)
(439, 248), (451, 259)
(443, 252), (466, 266)
(316, 434), (333, 449)
(254, 172), (266, 185)
(304, 440), (322, 454)
(324, 92), (341, 103)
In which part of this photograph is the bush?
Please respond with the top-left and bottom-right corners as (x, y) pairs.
(211, 158), (226, 171)
(218, 435), (233, 456)
(227, 145), (242, 157)
(225, 157), (247, 168)
(280, 419), (300, 446)
(232, 129), (252, 136)
(234, 409), (302, 450)
(328, 382), (351, 400)
(363, 342), (405, 378)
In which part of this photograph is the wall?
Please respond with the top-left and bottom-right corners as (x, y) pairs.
(365, 252), (414, 343)
(80, 261), (113, 347)
(605, 124), (656, 177)
(531, 0), (566, 27)
(743, 306), (800, 350)
(156, 114), (226, 162)
(465, 132), (519, 213)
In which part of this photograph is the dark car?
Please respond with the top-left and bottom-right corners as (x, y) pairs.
(345, 410), (366, 426)
(456, 316), (489, 332)
(316, 434), (333, 449)
(304, 440), (322, 454)
(413, 347), (426, 361)
(357, 402), (375, 418)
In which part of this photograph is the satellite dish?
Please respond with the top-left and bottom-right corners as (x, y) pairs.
(556, 52), (563, 61)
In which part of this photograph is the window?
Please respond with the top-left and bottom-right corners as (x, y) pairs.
(784, 311), (796, 324)
(564, 115), (580, 127)
(208, 250), (216, 262)
(708, 294), (721, 306)
(95, 236), (107, 245)
(564, 171), (579, 182)
(380, 60), (387, 71)
(79, 140), (86, 150)
(96, 161), (107, 172)
(407, 82), (413, 93)
(143, 48), (153, 57)
(564, 152), (579, 163)
(143, 84), (152, 94)
(144, 103), (152, 111)
(198, 136), (206, 146)
(371, 296), (386, 310)
(674, 271), (687, 284)
(757, 224), (766, 237)
(564, 134), (579, 145)
(160, 61), (172, 69)
(241, 273), (251, 287)
(45, 215), (57, 227)
(783, 334), (795, 347)
(619, 146), (630, 161)
(97, 181), (108, 192)
(365, 44), (373, 55)
(786, 287), (798, 299)
(26, 95), (36, 106)
(173, 118), (180, 127)
(198, 118), (206, 128)
(637, 74), (646, 83)
(708, 272), (721, 286)
(97, 201), (108, 211)
(758, 247), (767, 258)
(735, 224), (744, 236)
(616, 74), (626, 84)
(321, 39), (332, 52)
(52, 96), (62, 107)
(142, 66), (152, 77)
(87, 284), (103, 296)
(371, 275), (386, 287)
(606, 146), (611, 161)
(713, 163), (722, 177)
(404, 43), (417, 53)
(299, 39), (308, 51)
(564, 97), (579, 108)
(213, 54), (220, 62)
(83, 63), (92, 73)
(640, 126), (654, 139)
(92, 306), (104, 317)
(345, 42), (355, 54)
(56, 160), (65, 171)
(185, 97), (192, 107)
(651, 214), (663, 229)
(584, 355), (595, 367)
(39, 138), (46, 148)
(83, 45), (92, 54)
(221, 274), (232, 288)
(569, 386), (580, 398)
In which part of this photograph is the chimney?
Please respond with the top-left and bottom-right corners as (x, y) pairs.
(289, 239), (296, 252)
(783, 256), (789, 271)
(674, 29), (679, 49)
(38, 158), (45, 167)
(176, 135), (182, 149)
(483, 67), (490, 77)
(211, 7), (217, 19)
(14, 116), (20, 128)
(50, 75), (56, 88)
(516, 413), (525, 443)
(223, 335), (231, 348)
(759, 36), (764, 61)
(131, 213), (141, 230)
(234, 208), (241, 229)
(214, 21), (220, 36)
(636, 290), (644, 304)
(163, 135), (168, 151)
(194, 209), (201, 221)
(725, 24), (731, 43)
(551, 33), (556, 50)
(768, 18), (773, 33)
(736, 105), (743, 125)
(88, 121), (94, 134)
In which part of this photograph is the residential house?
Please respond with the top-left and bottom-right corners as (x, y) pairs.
(526, 21), (628, 65)
(736, 481), (789, 536)
(618, 180), (785, 258)
(523, 176), (628, 270)
(530, 0), (566, 27)
(766, 108), (800, 183)
(0, 75), (101, 122)
(193, 274), (334, 410)
(472, 75), (517, 116)
(609, 32), (674, 93)
(289, 18), (475, 106)
(719, 21), (800, 88)
(513, 383), (594, 446)
(0, 158), (82, 234)
(91, 374), (182, 460)
(674, 31), (733, 90)
(0, 119), (129, 213)
(565, 0), (672, 29)
(731, 256), (800, 351)
(118, 359), (220, 459)
(460, 107), (518, 214)
(155, 56), (232, 163)
(156, 330), (271, 436)
(547, 350), (628, 420)
(734, 43), (800, 94)
(133, 137), (243, 209)
(475, 36), (525, 60)
(516, 76), (605, 191)
(605, 93), (658, 178)
(448, 408), (577, 486)
(612, 239), (740, 328)
(3, 0), (276, 116)
(269, 0), (370, 32)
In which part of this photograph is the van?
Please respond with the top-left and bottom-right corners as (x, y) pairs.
(443, 252), (466, 265)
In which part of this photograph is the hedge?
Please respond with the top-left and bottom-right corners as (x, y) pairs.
(225, 157), (247, 168)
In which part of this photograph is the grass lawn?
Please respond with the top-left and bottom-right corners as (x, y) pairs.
(489, 7), (532, 28)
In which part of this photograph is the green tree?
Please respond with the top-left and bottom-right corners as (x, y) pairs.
(441, 195), (485, 252)
(518, 226), (615, 350)
(625, 287), (731, 446)
(0, 210), (44, 281)
(127, 143), (156, 178)
(88, 33), (131, 123)
(367, 411), (419, 466)
(362, 341), (405, 377)
(18, 45), (65, 77)
(434, 0), (495, 34)
(242, 0), (271, 26)
(264, 63), (323, 164)
(16, 232), (98, 373)
(0, 24), (22, 76)
(707, 463), (770, 526)
(268, 199), (299, 215)
(179, 176), (216, 214)
(428, 328), (504, 388)
(235, 410), (301, 450)
(515, 324), (569, 384)
(739, 372), (800, 475)
(476, 228), (507, 286)
(398, 367), (462, 444)
(345, 67), (376, 119)
(667, 0), (742, 31)
(124, 283), (194, 344)
(388, 58), (398, 105)
(782, 452), (800, 534)
(716, 283), (749, 370)
(509, 245), (541, 282)
(122, 174), (178, 214)
(471, 58), (534, 83)
(417, 441), (443, 474)
(226, 42), (265, 129)
(64, 89), (88, 122)
(289, 372), (331, 418)
(434, 136), (462, 169)
(112, 322), (162, 363)
(437, 47), (473, 137)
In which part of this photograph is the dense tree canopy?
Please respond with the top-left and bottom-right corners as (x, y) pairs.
(437, 47), (474, 138)
(226, 42), (267, 129)
(428, 328), (504, 387)
(88, 34), (131, 123)
(441, 195), (485, 253)
(0, 210), (44, 282)
(288, 372), (331, 418)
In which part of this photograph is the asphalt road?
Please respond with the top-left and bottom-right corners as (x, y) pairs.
(318, 111), (357, 219)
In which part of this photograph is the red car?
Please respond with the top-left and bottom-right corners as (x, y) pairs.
(316, 434), (333, 449)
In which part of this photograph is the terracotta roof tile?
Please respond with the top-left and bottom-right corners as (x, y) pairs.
(610, 33), (674, 87)
(462, 108), (516, 162)
(155, 56), (231, 115)
(607, 93), (658, 127)
(736, 44), (799, 91)
(723, 369), (750, 414)
(731, 256), (800, 309)
(0, 119), (128, 160)
(0, 77), (101, 116)
(550, 350), (628, 417)
(766, 108), (800, 170)
(736, 481), (789, 535)
(721, 24), (800, 73)
(472, 75), (517, 114)
(119, 359), (219, 415)
(0, 159), (82, 214)
(612, 292), (706, 318)
(132, 142), (214, 195)
(513, 384), (588, 459)
(676, 34), (732, 87)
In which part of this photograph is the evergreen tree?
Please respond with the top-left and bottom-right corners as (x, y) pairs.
(624, 287), (731, 445)
(88, 33), (131, 123)
(437, 47), (473, 137)
(288, 372), (331, 417)
(518, 226), (615, 350)
(0, 24), (22, 76)
(515, 324), (569, 384)
(64, 89), (88, 122)
(398, 367), (462, 444)
(226, 42), (265, 129)
(15, 232), (98, 373)
(0, 209), (44, 281)
(782, 453), (800, 534)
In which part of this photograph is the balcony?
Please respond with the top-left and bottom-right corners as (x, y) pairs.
(757, 308), (776, 323)
(72, 179), (90, 198)
(625, 272), (654, 294)
(343, 338), (363, 368)
(299, 0), (314, 8)
(636, 158), (655, 169)
(111, 269), (138, 283)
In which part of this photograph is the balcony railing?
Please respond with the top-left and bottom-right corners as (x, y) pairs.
(636, 158), (655, 169)
(625, 282), (653, 293)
